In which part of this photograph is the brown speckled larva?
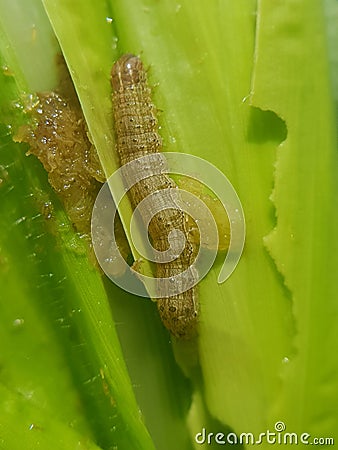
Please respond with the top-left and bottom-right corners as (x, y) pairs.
(111, 54), (199, 339)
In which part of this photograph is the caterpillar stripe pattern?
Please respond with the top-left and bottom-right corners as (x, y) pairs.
(111, 54), (199, 339)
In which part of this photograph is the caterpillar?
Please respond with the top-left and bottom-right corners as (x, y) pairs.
(111, 54), (199, 339)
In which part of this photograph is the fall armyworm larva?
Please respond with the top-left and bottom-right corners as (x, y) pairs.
(111, 54), (199, 339)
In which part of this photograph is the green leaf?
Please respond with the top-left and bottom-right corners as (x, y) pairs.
(252, 0), (338, 439)
(0, 384), (102, 450)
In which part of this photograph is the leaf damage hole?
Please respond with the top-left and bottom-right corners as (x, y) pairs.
(247, 106), (287, 144)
